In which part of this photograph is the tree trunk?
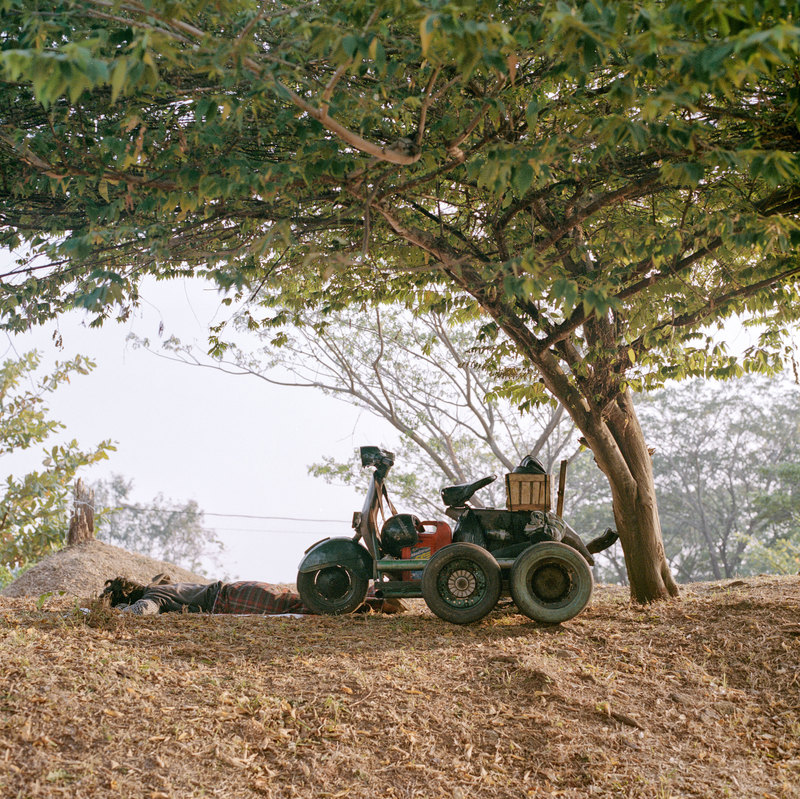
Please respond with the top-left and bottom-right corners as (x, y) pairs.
(524, 349), (679, 602)
(67, 478), (95, 546)
(591, 392), (679, 602)
(607, 473), (678, 602)
(373, 216), (680, 603)
(515, 334), (678, 602)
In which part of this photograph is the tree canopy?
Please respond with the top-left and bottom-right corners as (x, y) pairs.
(1, 0), (799, 601)
(2, 1), (798, 359)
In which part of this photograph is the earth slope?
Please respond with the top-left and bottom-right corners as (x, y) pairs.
(0, 539), (211, 598)
(0, 576), (798, 798)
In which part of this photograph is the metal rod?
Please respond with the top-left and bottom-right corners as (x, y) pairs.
(556, 459), (568, 516)
(378, 558), (519, 572)
(376, 559), (433, 571)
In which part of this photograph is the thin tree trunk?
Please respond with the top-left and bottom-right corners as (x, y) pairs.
(67, 478), (95, 546)
(693, 456), (722, 579)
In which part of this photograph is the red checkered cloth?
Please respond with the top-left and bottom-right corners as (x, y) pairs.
(211, 582), (309, 615)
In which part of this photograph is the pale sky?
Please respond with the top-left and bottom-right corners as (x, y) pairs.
(2, 252), (395, 582)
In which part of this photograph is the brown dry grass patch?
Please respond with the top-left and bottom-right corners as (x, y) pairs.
(1, 577), (799, 798)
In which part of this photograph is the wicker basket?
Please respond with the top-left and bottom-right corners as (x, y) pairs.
(505, 473), (551, 511)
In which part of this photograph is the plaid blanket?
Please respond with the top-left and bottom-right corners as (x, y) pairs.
(212, 582), (308, 615)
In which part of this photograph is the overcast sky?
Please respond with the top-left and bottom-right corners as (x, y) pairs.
(2, 251), (396, 582)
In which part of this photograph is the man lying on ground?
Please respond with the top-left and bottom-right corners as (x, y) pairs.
(101, 575), (405, 616)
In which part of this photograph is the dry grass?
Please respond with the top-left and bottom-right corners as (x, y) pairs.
(1, 577), (799, 798)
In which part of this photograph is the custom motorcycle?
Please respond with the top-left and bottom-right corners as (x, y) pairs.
(297, 446), (617, 624)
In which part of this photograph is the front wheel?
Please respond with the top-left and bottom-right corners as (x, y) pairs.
(297, 566), (369, 615)
(421, 543), (501, 624)
(510, 542), (593, 623)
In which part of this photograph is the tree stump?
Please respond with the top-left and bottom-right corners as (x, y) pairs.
(67, 478), (95, 545)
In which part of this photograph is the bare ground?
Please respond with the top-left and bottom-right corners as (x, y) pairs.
(1, 575), (799, 798)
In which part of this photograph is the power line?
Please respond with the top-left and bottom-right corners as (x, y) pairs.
(119, 504), (349, 524)
(208, 527), (340, 535)
(206, 513), (349, 523)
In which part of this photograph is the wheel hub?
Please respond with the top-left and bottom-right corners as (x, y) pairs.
(531, 562), (572, 602)
(315, 566), (351, 600)
(437, 558), (488, 607)
(448, 569), (477, 598)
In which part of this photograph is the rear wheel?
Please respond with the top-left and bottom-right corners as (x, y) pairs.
(421, 543), (501, 624)
(510, 542), (593, 623)
(297, 565), (369, 615)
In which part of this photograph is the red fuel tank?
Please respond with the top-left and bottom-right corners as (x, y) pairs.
(401, 520), (452, 580)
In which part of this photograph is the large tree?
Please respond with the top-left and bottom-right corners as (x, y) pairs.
(1, 1), (799, 601)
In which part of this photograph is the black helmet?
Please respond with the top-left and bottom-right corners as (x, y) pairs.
(381, 514), (422, 557)
(513, 455), (546, 474)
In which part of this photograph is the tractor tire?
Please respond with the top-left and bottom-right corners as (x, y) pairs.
(421, 543), (501, 625)
(510, 541), (593, 623)
(297, 565), (369, 615)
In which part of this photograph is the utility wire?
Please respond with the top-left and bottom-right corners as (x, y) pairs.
(209, 527), (341, 535)
(119, 504), (349, 524)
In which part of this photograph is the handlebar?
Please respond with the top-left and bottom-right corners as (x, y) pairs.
(360, 446), (395, 469)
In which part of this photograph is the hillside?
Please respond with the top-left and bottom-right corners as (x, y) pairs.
(0, 576), (798, 798)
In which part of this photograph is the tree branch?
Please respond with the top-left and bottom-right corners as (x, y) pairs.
(80, 0), (423, 166)
(628, 263), (800, 354)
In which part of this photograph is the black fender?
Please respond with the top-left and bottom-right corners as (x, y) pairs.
(587, 528), (619, 554)
(562, 527), (595, 566)
(297, 537), (374, 580)
(452, 509), (488, 548)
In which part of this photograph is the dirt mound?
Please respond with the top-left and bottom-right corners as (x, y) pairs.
(0, 539), (211, 598)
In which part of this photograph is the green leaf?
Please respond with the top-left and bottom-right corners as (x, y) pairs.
(420, 14), (437, 55)
(342, 35), (358, 59)
(110, 58), (127, 103)
(512, 162), (534, 196)
(525, 99), (540, 129)
(552, 278), (579, 311)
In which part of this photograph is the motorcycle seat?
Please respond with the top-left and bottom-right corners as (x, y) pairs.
(441, 475), (497, 507)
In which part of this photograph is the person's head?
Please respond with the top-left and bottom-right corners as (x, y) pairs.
(101, 577), (146, 607)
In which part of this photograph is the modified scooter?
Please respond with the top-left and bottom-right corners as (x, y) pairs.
(297, 446), (617, 625)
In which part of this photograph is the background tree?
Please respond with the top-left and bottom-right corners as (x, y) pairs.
(0, 351), (113, 581)
(93, 474), (223, 575)
(150, 304), (577, 514)
(1, 1), (799, 600)
(745, 463), (800, 574)
(569, 377), (800, 583)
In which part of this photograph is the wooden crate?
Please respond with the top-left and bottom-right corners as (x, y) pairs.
(505, 473), (551, 511)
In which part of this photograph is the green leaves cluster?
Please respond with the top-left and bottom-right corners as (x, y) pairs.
(0, 0), (798, 424)
(0, 352), (114, 574)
